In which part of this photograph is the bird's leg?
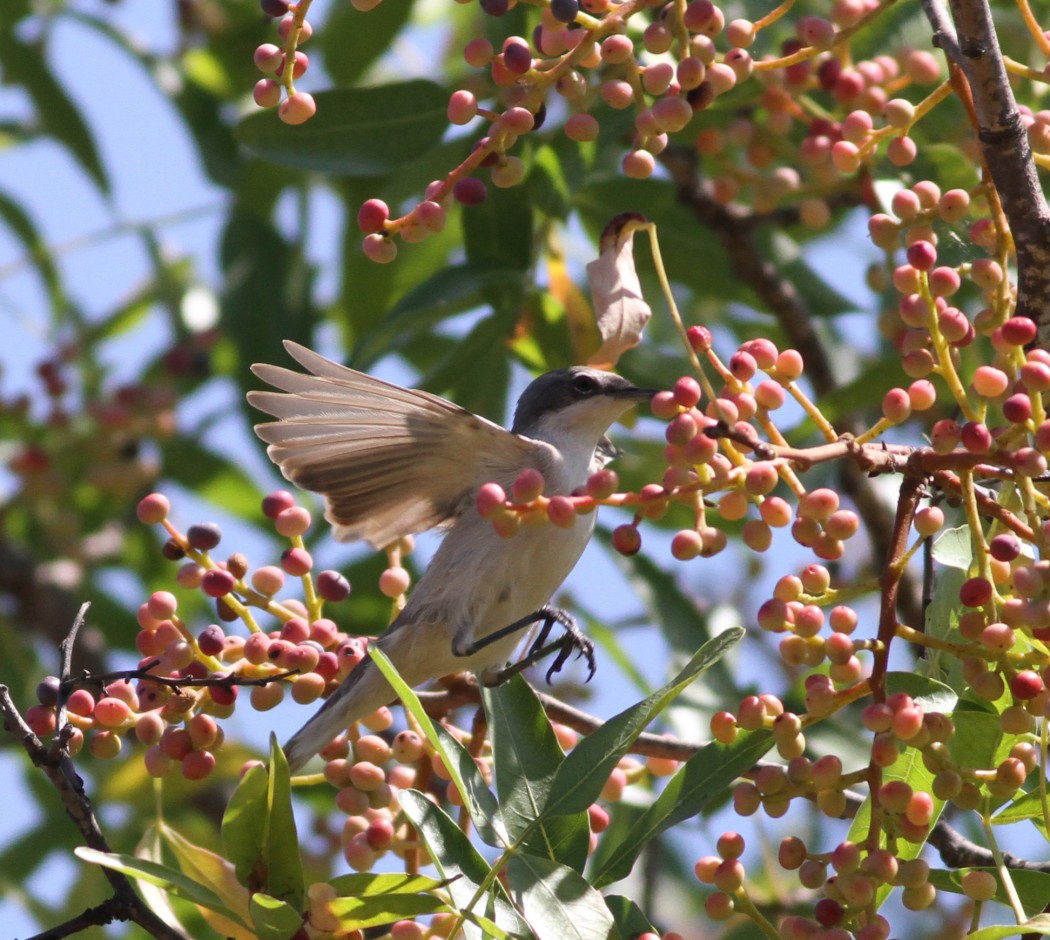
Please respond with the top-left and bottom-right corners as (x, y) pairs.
(460, 604), (597, 684)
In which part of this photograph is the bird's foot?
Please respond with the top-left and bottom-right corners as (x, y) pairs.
(490, 605), (596, 684)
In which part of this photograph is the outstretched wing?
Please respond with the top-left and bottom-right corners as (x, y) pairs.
(248, 341), (539, 548)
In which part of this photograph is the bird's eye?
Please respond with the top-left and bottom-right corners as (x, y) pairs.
(571, 373), (598, 394)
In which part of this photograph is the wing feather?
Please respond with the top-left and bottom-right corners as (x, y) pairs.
(248, 341), (539, 548)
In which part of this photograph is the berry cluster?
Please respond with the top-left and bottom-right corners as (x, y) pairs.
(252, 0), (317, 125)
(316, 0), (951, 261)
(25, 489), (375, 780)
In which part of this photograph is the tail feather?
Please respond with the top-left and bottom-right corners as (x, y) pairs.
(283, 656), (397, 772)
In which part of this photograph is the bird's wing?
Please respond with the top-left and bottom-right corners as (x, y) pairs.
(248, 341), (540, 548)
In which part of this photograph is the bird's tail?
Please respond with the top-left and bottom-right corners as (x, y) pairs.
(283, 655), (397, 772)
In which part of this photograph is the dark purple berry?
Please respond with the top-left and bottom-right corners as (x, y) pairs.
(262, 489), (296, 519)
(198, 625), (226, 657)
(216, 598), (239, 622)
(36, 676), (61, 707)
(162, 538), (186, 561)
(317, 570), (351, 603)
(480, 0), (509, 15)
(260, 0), (290, 17)
(550, 0), (580, 23)
(187, 522), (222, 551)
(503, 39), (532, 75)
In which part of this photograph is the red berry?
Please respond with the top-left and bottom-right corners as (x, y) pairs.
(959, 576), (993, 608)
(202, 568), (236, 598)
(357, 199), (390, 235)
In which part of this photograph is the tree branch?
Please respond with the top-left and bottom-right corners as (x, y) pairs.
(925, 0), (1050, 343)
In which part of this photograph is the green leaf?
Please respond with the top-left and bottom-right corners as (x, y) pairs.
(463, 179), (534, 275)
(506, 854), (622, 940)
(160, 824), (252, 927)
(1, 36), (109, 193)
(351, 265), (520, 366)
(964, 914), (1050, 939)
(235, 81), (449, 174)
(320, 0), (417, 86)
(590, 729), (773, 888)
(222, 760), (269, 889)
(545, 627), (745, 818)
(74, 847), (246, 926)
(250, 893), (304, 940)
(324, 874), (452, 929)
(0, 188), (64, 314)
(397, 789), (527, 940)
(263, 735), (306, 909)
(992, 787), (1050, 831)
(604, 895), (656, 938)
(162, 434), (265, 521)
(929, 868), (1050, 920)
(759, 228), (854, 318)
(368, 646), (506, 847)
(932, 525), (974, 570)
(884, 672), (958, 714)
(484, 676), (591, 871)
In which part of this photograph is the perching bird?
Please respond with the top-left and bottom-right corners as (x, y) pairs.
(248, 341), (653, 770)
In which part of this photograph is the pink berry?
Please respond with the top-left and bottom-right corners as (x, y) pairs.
(362, 233), (397, 263)
(357, 199), (390, 235)
(281, 547), (313, 576)
(612, 524), (641, 555)
(379, 566), (411, 597)
(447, 89), (478, 125)
(137, 493), (171, 525)
(278, 92), (317, 126)
(476, 483), (507, 517)
(202, 568), (236, 597)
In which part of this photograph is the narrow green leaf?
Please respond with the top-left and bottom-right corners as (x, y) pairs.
(235, 81), (449, 174)
(368, 646), (506, 846)
(134, 826), (187, 936)
(74, 847), (245, 925)
(506, 854), (622, 940)
(160, 824), (251, 925)
(484, 676), (590, 871)
(591, 729), (773, 888)
(250, 893), (304, 940)
(0, 188), (64, 313)
(222, 760), (268, 889)
(397, 789), (527, 940)
(546, 628), (745, 817)
(964, 914), (1050, 940)
(2, 36), (109, 192)
(264, 734), (305, 909)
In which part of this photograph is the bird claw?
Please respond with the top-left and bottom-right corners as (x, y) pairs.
(489, 605), (597, 685)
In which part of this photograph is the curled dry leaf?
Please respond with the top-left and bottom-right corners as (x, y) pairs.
(585, 213), (653, 370)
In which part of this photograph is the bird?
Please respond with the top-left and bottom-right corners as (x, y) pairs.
(248, 341), (654, 770)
